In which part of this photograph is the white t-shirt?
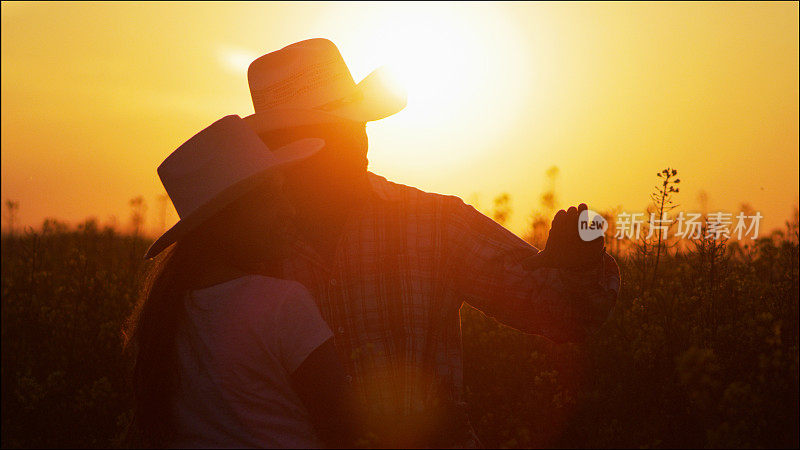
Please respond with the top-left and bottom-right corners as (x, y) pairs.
(168, 275), (333, 449)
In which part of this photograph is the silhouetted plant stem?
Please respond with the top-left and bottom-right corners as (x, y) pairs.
(649, 168), (680, 291)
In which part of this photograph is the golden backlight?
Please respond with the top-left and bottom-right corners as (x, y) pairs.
(331, 4), (532, 169)
(1, 2), (797, 237)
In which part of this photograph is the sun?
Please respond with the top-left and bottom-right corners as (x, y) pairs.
(341, 5), (530, 170)
(368, 11), (478, 125)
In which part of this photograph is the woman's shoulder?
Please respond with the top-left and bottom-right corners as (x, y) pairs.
(226, 275), (313, 304)
(191, 275), (307, 295)
(189, 275), (314, 314)
(237, 275), (309, 294)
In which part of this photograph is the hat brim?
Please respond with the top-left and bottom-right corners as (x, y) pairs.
(243, 66), (407, 135)
(143, 138), (324, 259)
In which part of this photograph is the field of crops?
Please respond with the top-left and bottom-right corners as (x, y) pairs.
(2, 208), (798, 448)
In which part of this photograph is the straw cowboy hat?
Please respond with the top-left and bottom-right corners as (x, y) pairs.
(144, 115), (324, 259)
(244, 38), (407, 134)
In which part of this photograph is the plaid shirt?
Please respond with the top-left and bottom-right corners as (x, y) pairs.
(281, 172), (619, 442)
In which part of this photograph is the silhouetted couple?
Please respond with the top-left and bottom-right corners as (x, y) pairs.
(124, 39), (620, 449)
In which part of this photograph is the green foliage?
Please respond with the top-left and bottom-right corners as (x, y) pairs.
(2, 210), (798, 448)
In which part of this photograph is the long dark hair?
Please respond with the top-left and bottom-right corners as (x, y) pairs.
(122, 181), (284, 446)
(123, 122), (364, 446)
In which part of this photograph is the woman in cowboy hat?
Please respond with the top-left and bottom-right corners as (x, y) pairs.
(123, 115), (357, 448)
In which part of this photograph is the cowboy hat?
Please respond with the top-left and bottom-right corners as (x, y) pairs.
(144, 115), (324, 259)
(244, 38), (407, 134)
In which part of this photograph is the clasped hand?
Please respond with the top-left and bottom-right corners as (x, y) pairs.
(523, 203), (605, 271)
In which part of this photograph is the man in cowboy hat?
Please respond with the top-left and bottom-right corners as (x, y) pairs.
(243, 38), (620, 447)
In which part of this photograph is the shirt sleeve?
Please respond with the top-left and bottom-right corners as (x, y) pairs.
(443, 196), (620, 343)
(273, 283), (335, 374)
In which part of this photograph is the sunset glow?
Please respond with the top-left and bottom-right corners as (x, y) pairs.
(1, 2), (798, 236)
(351, 4), (531, 168)
(2, 5), (799, 447)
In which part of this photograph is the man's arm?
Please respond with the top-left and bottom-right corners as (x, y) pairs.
(290, 338), (359, 448)
(443, 197), (619, 343)
(273, 284), (360, 448)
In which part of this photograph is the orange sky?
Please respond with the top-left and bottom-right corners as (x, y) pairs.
(2, 1), (798, 237)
